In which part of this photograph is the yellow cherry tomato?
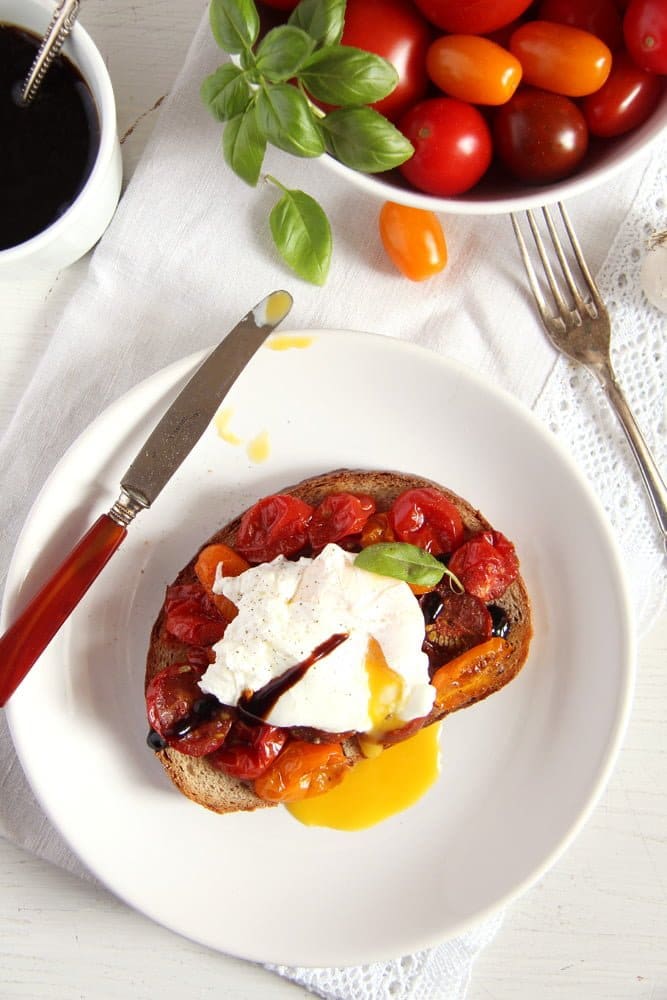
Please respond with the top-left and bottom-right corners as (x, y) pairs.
(379, 201), (448, 282)
(426, 35), (523, 105)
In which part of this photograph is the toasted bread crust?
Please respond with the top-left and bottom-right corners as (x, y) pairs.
(146, 469), (532, 814)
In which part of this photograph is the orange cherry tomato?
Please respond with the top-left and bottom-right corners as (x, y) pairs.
(379, 201), (448, 281)
(431, 637), (511, 711)
(360, 512), (395, 548)
(426, 35), (523, 105)
(195, 543), (249, 620)
(510, 20), (612, 96)
(253, 741), (350, 802)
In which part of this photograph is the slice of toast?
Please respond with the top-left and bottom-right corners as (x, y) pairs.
(145, 469), (532, 814)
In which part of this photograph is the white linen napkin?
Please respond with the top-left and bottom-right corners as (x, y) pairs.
(0, 10), (665, 998)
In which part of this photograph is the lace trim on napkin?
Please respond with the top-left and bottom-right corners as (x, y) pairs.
(534, 137), (666, 633)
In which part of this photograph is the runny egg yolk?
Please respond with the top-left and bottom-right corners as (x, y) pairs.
(286, 638), (441, 831)
(286, 723), (442, 831)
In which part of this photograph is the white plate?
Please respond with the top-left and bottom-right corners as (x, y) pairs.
(3, 330), (634, 967)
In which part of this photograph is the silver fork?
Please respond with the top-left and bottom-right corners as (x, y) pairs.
(511, 202), (667, 545)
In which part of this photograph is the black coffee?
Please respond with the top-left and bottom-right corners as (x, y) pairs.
(0, 23), (101, 251)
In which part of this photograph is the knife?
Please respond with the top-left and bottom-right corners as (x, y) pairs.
(0, 290), (293, 707)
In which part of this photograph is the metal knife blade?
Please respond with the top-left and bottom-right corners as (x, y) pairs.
(0, 289), (293, 706)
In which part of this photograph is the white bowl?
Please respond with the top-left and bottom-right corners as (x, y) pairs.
(0, 0), (122, 278)
(322, 88), (667, 216)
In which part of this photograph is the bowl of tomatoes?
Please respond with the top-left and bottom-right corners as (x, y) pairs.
(267, 0), (667, 215)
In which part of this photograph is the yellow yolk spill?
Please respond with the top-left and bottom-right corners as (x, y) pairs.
(215, 407), (242, 445)
(286, 723), (442, 831)
(286, 638), (440, 831)
(246, 430), (270, 463)
(267, 334), (314, 351)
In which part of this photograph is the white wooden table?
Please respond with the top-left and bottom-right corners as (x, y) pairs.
(1, 2), (665, 997)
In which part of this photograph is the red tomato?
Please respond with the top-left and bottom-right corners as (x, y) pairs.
(583, 51), (663, 135)
(412, 0), (534, 34)
(398, 97), (493, 196)
(163, 582), (228, 646)
(208, 720), (287, 779)
(339, 0), (434, 122)
(378, 201), (448, 281)
(510, 21), (612, 96)
(494, 86), (589, 183)
(422, 591), (493, 661)
(389, 487), (464, 555)
(426, 34), (523, 105)
(623, 0), (667, 74)
(235, 494), (313, 563)
(536, 0), (623, 51)
(146, 663), (233, 756)
(254, 741), (350, 802)
(308, 492), (376, 549)
(448, 530), (519, 601)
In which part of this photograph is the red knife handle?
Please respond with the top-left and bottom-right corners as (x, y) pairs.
(0, 514), (127, 707)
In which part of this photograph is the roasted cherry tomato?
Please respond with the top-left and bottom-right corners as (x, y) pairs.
(163, 582), (229, 646)
(582, 51), (663, 135)
(308, 492), (376, 549)
(421, 590), (493, 663)
(235, 494), (313, 563)
(623, 0), (667, 74)
(448, 530), (519, 601)
(426, 35), (523, 105)
(431, 637), (511, 711)
(537, 0), (623, 51)
(389, 487), (464, 555)
(412, 0), (534, 34)
(379, 202), (448, 281)
(146, 663), (232, 756)
(398, 97), (493, 196)
(338, 0), (434, 121)
(194, 543), (249, 618)
(360, 511), (395, 547)
(494, 86), (589, 183)
(253, 741), (350, 802)
(208, 720), (287, 779)
(510, 21), (612, 96)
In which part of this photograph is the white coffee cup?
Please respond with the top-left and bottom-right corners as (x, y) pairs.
(0, 0), (122, 279)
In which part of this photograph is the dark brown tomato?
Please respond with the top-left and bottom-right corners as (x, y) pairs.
(421, 590), (493, 669)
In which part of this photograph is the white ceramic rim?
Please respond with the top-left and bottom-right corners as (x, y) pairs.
(0, 0), (118, 262)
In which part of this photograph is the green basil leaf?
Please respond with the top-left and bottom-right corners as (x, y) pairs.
(269, 187), (332, 285)
(255, 26), (315, 82)
(322, 107), (414, 172)
(256, 84), (325, 157)
(201, 64), (253, 122)
(355, 543), (446, 587)
(209, 0), (259, 54)
(288, 0), (346, 47)
(299, 46), (398, 106)
(222, 104), (266, 186)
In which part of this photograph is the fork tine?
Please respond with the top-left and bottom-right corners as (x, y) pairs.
(510, 212), (553, 325)
(524, 209), (575, 317)
(542, 205), (588, 313)
(557, 202), (605, 312)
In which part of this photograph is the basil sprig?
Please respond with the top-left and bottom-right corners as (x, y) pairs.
(202, 0), (414, 284)
(355, 543), (464, 592)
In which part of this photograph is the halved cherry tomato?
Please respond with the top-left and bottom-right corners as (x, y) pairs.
(253, 741), (350, 802)
(426, 35), (523, 105)
(379, 202), (448, 281)
(339, 0), (434, 122)
(422, 591), (493, 662)
(389, 487), (464, 555)
(360, 512), (395, 548)
(235, 494), (313, 563)
(163, 582), (228, 646)
(582, 51), (663, 135)
(431, 637), (511, 711)
(208, 720), (287, 779)
(308, 492), (376, 549)
(537, 0), (623, 51)
(448, 530), (519, 601)
(494, 86), (589, 183)
(146, 663), (232, 756)
(195, 543), (249, 619)
(412, 0), (534, 35)
(398, 97), (493, 196)
(510, 21), (612, 96)
(623, 0), (667, 74)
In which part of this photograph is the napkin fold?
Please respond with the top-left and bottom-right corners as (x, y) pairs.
(0, 9), (665, 999)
